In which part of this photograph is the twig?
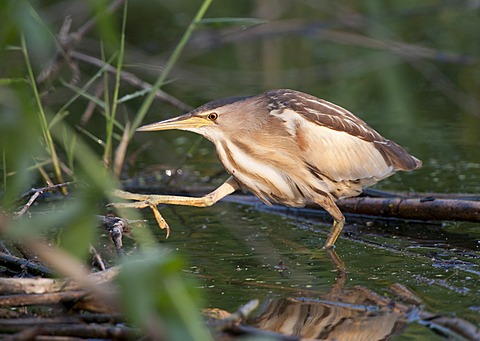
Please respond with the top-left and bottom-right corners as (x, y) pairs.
(0, 241), (12, 255)
(0, 252), (56, 278)
(0, 290), (87, 308)
(89, 245), (107, 271)
(80, 80), (105, 126)
(15, 182), (75, 218)
(212, 299), (259, 332)
(0, 314), (124, 327)
(37, 0), (126, 84)
(208, 299), (300, 340)
(114, 121), (130, 179)
(0, 266), (119, 295)
(19, 241), (120, 316)
(70, 51), (192, 111)
(421, 315), (480, 341)
(4, 322), (134, 340)
(19, 182), (75, 201)
(389, 283), (422, 305)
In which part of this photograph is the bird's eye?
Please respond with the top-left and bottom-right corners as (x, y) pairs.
(207, 112), (218, 121)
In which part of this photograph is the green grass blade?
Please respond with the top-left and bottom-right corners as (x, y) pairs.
(103, 0), (128, 168)
(130, 0), (213, 137)
(21, 35), (65, 187)
(196, 17), (268, 27)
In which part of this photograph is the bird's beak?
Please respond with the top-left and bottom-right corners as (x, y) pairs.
(136, 114), (212, 132)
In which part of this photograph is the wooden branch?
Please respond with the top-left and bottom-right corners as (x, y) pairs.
(0, 252), (56, 278)
(0, 314), (124, 328)
(0, 290), (86, 308)
(223, 193), (480, 223)
(0, 266), (119, 294)
(0, 290), (117, 314)
(15, 182), (75, 218)
(2, 323), (134, 340)
(335, 196), (480, 222)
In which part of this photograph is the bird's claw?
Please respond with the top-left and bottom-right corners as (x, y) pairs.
(148, 203), (170, 239)
(108, 198), (171, 239)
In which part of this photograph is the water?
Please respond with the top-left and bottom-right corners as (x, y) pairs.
(135, 193), (480, 339)
(113, 1), (480, 338)
(125, 44), (480, 341)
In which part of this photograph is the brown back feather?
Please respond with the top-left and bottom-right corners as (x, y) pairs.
(265, 89), (422, 171)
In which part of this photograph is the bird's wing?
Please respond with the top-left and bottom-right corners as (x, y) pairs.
(266, 89), (421, 183)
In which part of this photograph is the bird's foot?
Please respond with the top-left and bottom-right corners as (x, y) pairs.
(108, 189), (171, 238)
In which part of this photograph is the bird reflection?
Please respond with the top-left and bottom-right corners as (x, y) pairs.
(254, 249), (408, 340)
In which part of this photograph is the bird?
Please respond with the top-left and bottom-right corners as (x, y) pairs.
(114, 89), (422, 248)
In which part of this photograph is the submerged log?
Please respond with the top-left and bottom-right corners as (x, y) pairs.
(225, 193), (480, 223)
(335, 196), (480, 222)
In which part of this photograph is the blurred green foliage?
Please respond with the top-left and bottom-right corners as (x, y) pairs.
(118, 248), (212, 341)
(0, 0), (215, 339)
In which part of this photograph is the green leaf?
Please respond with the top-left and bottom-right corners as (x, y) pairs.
(0, 78), (28, 85)
(117, 248), (212, 341)
(196, 17), (268, 28)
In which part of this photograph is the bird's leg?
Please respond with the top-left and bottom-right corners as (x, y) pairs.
(325, 218), (345, 249)
(313, 196), (346, 248)
(110, 177), (240, 237)
(112, 176), (239, 207)
(325, 249), (347, 298)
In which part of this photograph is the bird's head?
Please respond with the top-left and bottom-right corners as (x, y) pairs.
(136, 94), (269, 140)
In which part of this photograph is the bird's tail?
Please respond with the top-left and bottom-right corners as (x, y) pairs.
(378, 140), (422, 171)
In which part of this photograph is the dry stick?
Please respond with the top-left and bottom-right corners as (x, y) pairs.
(0, 315), (124, 328)
(223, 193), (480, 223)
(0, 277), (67, 295)
(15, 182), (75, 218)
(0, 241), (12, 255)
(37, 0), (126, 84)
(0, 266), (120, 295)
(207, 299), (301, 340)
(362, 188), (480, 200)
(70, 51), (192, 112)
(114, 120), (130, 179)
(388, 283), (423, 306)
(422, 316), (480, 341)
(10, 183), (73, 277)
(23, 242), (120, 315)
(212, 299), (259, 333)
(12, 242), (50, 271)
(335, 197), (480, 222)
(0, 252), (56, 278)
(192, 20), (479, 65)
(349, 286), (480, 340)
(80, 80), (105, 126)
(0, 287), (117, 314)
(0, 291), (86, 308)
(89, 245), (107, 271)
(14, 191), (41, 217)
(5, 323), (134, 340)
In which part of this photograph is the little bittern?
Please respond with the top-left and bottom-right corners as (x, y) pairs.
(114, 89), (421, 248)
